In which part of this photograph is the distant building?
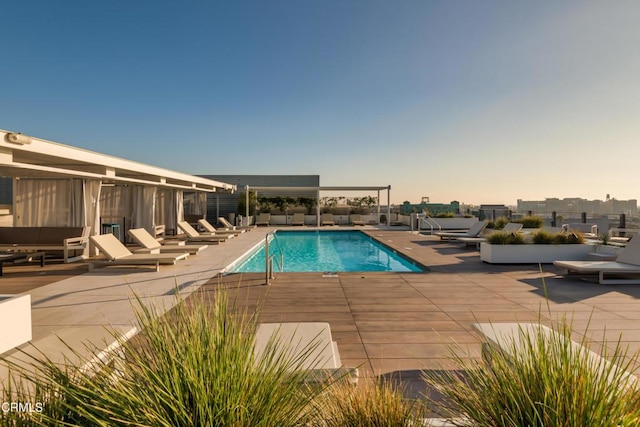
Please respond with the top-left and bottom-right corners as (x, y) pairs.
(517, 197), (638, 215)
(400, 200), (460, 215)
(478, 204), (510, 220)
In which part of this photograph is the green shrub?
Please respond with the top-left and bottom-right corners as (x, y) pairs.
(516, 215), (544, 228)
(424, 317), (640, 426)
(486, 231), (525, 245)
(2, 290), (332, 426)
(435, 212), (455, 218)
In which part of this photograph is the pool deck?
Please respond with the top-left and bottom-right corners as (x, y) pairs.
(4, 226), (640, 397)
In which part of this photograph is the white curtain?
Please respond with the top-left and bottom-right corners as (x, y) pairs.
(194, 192), (207, 216)
(70, 179), (84, 227)
(84, 180), (102, 255)
(131, 185), (157, 234)
(14, 178), (71, 226)
(155, 189), (183, 235)
(176, 190), (184, 226)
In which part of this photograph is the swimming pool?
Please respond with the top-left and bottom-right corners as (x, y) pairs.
(229, 230), (424, 273)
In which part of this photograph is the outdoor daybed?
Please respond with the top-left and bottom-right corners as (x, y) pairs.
(0, 226), (91, 263)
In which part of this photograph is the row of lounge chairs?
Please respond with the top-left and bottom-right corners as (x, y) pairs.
(255, 213), (367, 226)
(87, 217), (253, 271)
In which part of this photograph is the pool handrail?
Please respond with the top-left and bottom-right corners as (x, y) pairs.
(265, 231), (284, 285)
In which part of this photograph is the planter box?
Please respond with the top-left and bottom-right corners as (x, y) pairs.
(480, 242), (594, 264)
(0, 294), (31, 354)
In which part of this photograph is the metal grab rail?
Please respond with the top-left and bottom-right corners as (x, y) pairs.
(265, 232), (284, 285)
(416, 214), (441, 235)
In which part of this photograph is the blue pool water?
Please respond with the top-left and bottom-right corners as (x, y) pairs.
(230, 230), (424, 273)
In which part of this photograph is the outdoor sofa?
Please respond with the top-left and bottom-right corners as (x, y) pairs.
(0, 226), (91, 263)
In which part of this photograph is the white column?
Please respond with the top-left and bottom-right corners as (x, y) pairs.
(387, 185), (391, 226)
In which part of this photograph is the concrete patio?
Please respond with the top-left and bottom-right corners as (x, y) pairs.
(3, 226), (640, 399)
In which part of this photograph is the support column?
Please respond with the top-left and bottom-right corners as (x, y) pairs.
(377, 190), (381, 224)
(245, 185), (250, 226)
(316, 187), (321, 227)
(387, 185), (391, 226)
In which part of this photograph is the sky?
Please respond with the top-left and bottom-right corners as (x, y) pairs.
(2, 1), (640, 205)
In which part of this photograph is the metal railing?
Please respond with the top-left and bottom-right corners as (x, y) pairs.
(265, 231), (284, 285)
(415, 214), (441, 235)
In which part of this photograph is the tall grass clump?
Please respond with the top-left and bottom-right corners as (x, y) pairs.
(2, 290), (332, 426)
(310, 377), (427, 426)
(424, 318), (640, 426)
(486, 231), (525, 245)
(531, 230), (556, 244)
(516, 215), (544, 228)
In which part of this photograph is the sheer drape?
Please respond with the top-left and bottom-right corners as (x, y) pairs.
(155, 189), (183, 235)
(14, 178), (71, 226)
(131, 186), (157, 234)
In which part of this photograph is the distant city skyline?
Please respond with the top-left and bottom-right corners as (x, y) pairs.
(2, 1), (640, 205)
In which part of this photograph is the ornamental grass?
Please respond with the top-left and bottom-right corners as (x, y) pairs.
(1, 290), (332, 426)
(424, 317), (640, 426)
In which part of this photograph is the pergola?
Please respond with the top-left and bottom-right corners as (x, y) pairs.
(244, 185), (392, 226)
(0, 129), (235, 242)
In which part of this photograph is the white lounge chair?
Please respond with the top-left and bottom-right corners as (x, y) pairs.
(291, 213), (305, 226)
(434, 221), (488, 241)
(175, 221), (231, 243)
(554, 236), (640, 284)
(254, 322), (358, 384)
(197, 218), (243, 236)
(458, 222), (523, 247)
(321, 213), (335, 226)
(562, 223), (598, 239)
(89, 233), (188, 271)
(127, 228), (208, 255)
(218, 217), (255, 231)
(256, 213), (271, 226)
(350, 214), (366, 226)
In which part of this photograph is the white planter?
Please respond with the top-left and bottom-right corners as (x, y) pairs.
(480, 243), (594, 264)
(0, 294), (32, 354)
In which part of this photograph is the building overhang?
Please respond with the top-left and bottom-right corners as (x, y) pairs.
(0, 129), (234, 193)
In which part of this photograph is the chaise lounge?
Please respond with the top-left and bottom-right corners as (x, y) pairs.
(434, 220), (488, 241)
(127, 228), (208, 255)
(553, 235), (640, 284)
(350, 214), (366, 226)
(321, 213), (335, 226)
(458, 222), (523, 247)
(291, 213), (305, 226)
(256, 213), (271, 226)
(197, 218), (244, 236)
(89, 233), (189, 271)
(175, 221), (231, 243)
(218, 217), (255, 231)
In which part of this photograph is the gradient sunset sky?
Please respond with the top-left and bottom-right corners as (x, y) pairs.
(3, 1), (639, 205)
